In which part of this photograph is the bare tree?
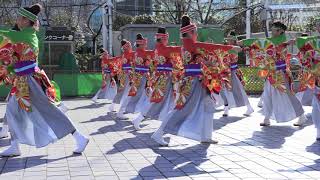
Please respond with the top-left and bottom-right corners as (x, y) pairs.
(154, 0), (193, 24)
(193, 0), (215, 24)
(269, 10), (299, 31)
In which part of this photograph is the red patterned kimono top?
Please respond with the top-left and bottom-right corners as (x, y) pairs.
(0, 27), (57, 112)
(101, 54), (121, 89)
(150, 43), (182, 103)
(174, 38), (233, 109)
(117, 50), (135, 90)
(0, 37), (14, 86)
(128, 48), (155, 97)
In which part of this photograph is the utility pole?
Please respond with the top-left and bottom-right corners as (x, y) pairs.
(245, 0), (251, 65)
(102, 0), (113, 55)
(263, 0), (270, 37)
(246, 0), (251, 39)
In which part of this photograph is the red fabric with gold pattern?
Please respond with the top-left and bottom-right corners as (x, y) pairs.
(150, 44), (182, 103)
(195, 42), (233, 92)
(0, 39), (14, 85)
(117, 50), (135, 91)
(101, 54), (121, 89)
(128, 48), (155, 97)
(174, 38), (234, 109)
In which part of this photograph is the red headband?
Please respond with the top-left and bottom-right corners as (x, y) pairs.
(136, 39), (147, 45)
(155, 33), (169, 40)
(122, 41), (132, 50)
(180, 24), (197, 34)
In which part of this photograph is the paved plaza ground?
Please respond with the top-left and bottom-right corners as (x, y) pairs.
(0, 97), (319, 180)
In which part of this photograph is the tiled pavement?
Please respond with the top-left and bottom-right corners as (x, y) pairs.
(0, 97), (319, 180)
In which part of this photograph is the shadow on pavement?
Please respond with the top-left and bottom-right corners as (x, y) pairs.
(70, 102), (109, 111)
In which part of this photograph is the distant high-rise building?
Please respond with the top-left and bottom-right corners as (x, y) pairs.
(114, 0), (152, 16)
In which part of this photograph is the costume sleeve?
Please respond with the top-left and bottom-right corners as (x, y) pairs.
(196, 42), (234, 52)
(241, 38), (258, 47)
(0, 29), (19, 42)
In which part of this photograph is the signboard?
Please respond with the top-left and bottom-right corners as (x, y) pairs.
(45, 30), (74, 41)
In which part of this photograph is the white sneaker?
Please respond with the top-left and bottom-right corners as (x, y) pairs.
(244, 106), (254, 116)
(257, 100), (263, 108)
(201, 139), (218, 144)
(317, 128), (320, 141)
(223, 106), (229, 117)
(151, 130), (168, 146)
(0, 125), (9, 139)
(73, 131), (89, 154)
(116, 111), (128, 119)
(109, 103), (115, 112)
(0, 140), (21, 157)
(294, 114), (308, 126)
(260, 118), (271, 126)
(132, 114), (144, 130)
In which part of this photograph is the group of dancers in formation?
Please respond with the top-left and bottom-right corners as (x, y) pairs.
(0, 3), (319, 157)
(92, 16), (320, 145)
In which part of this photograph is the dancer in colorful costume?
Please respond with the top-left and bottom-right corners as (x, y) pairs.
(312, 19), (320, 140)
(220, 30), (254, 117)
(0, 24), (29, 139)
(131, 27), (182, 130)
(295, 33), (314, 107)
(295, 20), (320, 140)
(242, 21), (306, 126)
(117, 34), (155, 119)
(92, 49), (119, 103)
(151, 15), (240, 146)
(0, 4), (89, 156)
(109, 40), (134, 112)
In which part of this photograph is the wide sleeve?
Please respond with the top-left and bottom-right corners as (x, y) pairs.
(0, 29), (18, 42)
(241, 38), (258, 47)
(196, 42), (234, 52)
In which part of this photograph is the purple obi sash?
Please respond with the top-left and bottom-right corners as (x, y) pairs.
(184, 64), (202, 76)
(14, 61), (38, 76)
(122, 63), (131, 71)
(157, 64), (173, 72)
(104, 68), (111, 74)
(230, 63), (238, 71)
(276, 60), (286, 71)
(135, 65), (149, 73)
